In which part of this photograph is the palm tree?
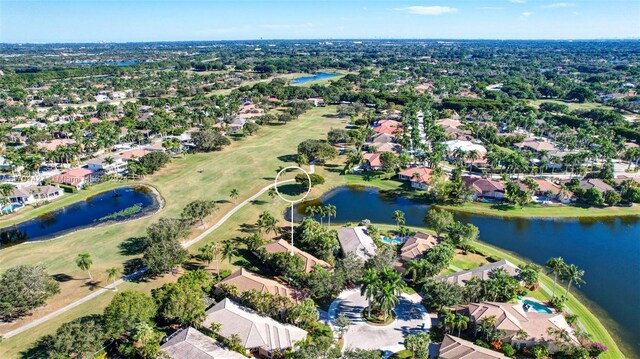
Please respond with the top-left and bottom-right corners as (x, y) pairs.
(563, 264), (586, 298)
(360, 269), (379, 317)
(325, 204), (337, 227)
(229, 188), (239, 202)
(317, 205), (326, 225)
(305, 205), (318, 219)
(392, 210), (406, 229)
(221, 240), (237, 266)
(267, 187), (277, 200)
(546, 257), (566, 298)
(453, 313), (470, 337)
(375, 267), (405, 321)
(106, 267), (120, 291)
(75, 252), (93, 280)
(199, 243), (216, 270)
(441, 309), (456, 334)
(0, 184), (14, 213)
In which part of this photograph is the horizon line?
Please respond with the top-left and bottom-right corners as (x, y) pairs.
(2, 37), (640, 45)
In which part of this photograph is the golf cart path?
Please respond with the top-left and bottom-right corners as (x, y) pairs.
(3, 165), (314, 339)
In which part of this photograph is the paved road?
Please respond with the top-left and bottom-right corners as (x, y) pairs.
(2, 165), (315, 340)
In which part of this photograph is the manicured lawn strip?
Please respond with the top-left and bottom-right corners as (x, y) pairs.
(437, 201), (640, 219)
(529, 99), (616, 111)
(471, 241), (624, 359)
(0, 106), (346, 338)
(0, 181), (128, 227)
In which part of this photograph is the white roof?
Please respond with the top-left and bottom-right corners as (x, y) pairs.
(161, 327), (246, 359)
(202, 299), (307, 352)
(336, 226), (377, 260)
(445, 140), (487, 153)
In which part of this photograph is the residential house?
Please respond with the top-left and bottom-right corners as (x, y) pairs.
(369, 142), (400, 154)
(435, 259), (521, 286)
(372, 119), (401, 136)
(514, 138), (559, 154)
(50, 168), (97, 189)
(9, 185), (63, 205)
(461, 301), (577, 352)
(261, 239), (332, 273)
(86, 155), (127, 174)
(369, 132), (396, 144)
(160, 327), (246, 359)
(307, 97), (325, 107)
(518, 178), (575, 204)
(462, 176), (506, 200)
(229, 118), (246, 133)
(577, 178), (615, 193)
(438, 334), (509, 359)
(336, 226), (377, 261)
(400, 232), (439, 262)
(202, 298), (307, 358)
(120, 149), (152, 160)
(397, 167), (433, 190)
(363, 153), (384, 171)
(216, 268), (299, 301)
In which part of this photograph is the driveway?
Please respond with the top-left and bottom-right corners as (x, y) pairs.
(330, 289), (432, 355)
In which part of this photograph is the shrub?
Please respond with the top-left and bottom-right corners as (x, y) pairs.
(501, 343), (515, 357)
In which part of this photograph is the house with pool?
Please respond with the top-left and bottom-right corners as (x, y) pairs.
(460, 301), (578, 353)
(399, 232), (439, 262)
(336, 226), (377, 261)
(8, 185), (64, 206)
(260, 239), (332, 273)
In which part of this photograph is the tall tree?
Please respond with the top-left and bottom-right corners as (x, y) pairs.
(546, 257), (566, 298)
(75, 252), (93, 281)
(106, 267), (120, 291)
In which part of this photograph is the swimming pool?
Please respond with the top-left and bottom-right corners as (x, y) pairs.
(1, 203), (21, 214)
(522, 299), (553, 314)
(380, 235), (404, 245)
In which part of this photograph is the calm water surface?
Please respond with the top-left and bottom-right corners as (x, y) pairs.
(0, 186), (159, 246)
(294, 185), (640, 357)
(291, 72), (339, 84)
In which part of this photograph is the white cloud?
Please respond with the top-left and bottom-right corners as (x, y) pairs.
(510, 0), (526, 3)
(542, 2), (575, 8)
(521, 11), (533, 17)
(397, 6), (458, 15)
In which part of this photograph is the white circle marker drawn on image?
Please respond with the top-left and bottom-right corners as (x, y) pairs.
(274, 166), (312, 255)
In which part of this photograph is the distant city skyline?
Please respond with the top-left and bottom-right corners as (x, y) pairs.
(1, 0), (639, 43)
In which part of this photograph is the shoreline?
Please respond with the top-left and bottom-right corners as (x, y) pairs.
(0, 184), (164, 249)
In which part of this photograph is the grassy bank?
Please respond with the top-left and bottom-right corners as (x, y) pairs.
(437, 201), (640, 219)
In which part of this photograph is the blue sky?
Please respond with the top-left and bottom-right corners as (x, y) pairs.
(1, 0), (639, 43)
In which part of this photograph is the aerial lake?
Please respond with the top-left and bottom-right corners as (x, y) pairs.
(291, 72), (339, 85)
(0, 186), (160, 247)
(293, 185), (640, 357)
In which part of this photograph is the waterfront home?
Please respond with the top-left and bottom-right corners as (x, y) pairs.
(86, 155), (127, 175)
(435, 259), (521, 286)
(462, 176), (506, 200)
(261, 239), (332, 273)
(307, 97), (325, 107)
(363, 153), (384, 171)
(517, 178), (575, 204)
(160, 326), (246, 359)
(9, 185), (63, 205)
(229, 118), (246, 133)
(461, 301), (577, 352)
(397, 167), (434, 190)
(50, 168), (97, 189)
(400, 232), (439, 262)
(577, 178), (615, 193)
(202, 298), (307, 358)
(216, 268), (299, 301)
(336, 226), (377, 261)
(438, 334), (508, 359)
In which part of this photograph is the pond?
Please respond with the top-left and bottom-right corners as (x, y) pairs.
(293, 185), (640, 357)
(291, 72), (339, 85)
(0, 186), (160, 247)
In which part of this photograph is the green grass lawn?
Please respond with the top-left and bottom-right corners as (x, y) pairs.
(0, 106), (348, 353)
(529, 99), (615, 111)
(437, 201), (640, 219)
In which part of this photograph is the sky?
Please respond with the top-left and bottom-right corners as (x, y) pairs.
(1, 0), (639, 43)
